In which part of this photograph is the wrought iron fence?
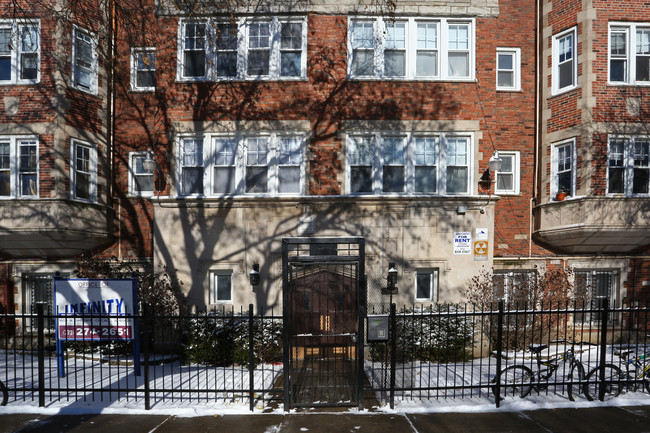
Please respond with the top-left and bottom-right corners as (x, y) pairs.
(0, 301), (648, 411)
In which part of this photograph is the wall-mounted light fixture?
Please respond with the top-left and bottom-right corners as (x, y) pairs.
(459, 150), (502, 215)
(382, 262), (398, 295)
(249, 263), (260, 288)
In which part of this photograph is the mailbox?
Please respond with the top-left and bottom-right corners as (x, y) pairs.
(367, 315), (389, 341)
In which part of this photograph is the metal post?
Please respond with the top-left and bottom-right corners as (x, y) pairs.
(495, 300), (504, 408)
(142, 304), (151, 410)
(36, 303), (45, 407)
(249, 304), (255, 412)
(598, 300), (610, 401)
(389, 302), (396, 410)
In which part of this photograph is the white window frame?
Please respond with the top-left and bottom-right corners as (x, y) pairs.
(607, 135), (650, 196)
(176, 132), (306, 197)
(345, 132), (474, 195)
(71, 25), (98, 94)
(552, 27), (577, 95)
(128, 152), (154, 197)
(415, 269), (438, 302)
(496, 47), (521, 91)
(130, 47), (155, 92)
(0, 20), (40, 85)
(71, 139), (97, 202)
(177, 17), (307, 82)
(0, 135), (39, 198)
(574, 269), (618, 323)
(494, 151), (520, 195)
(209, 269), (233, 304)
(347, 17), (475, 81)
(608, 23), (650, 85)
(551, 138), (576, 197)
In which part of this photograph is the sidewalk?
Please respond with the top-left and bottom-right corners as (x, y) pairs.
(3, 406), (650, 433)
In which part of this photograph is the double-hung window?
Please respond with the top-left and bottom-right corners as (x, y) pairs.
(129, 152), (154, 196)
(609, 23), (650, 84)
(348, 17), (474, 80)
(177, 133), (305, 196)
(0, 20), (40, 84)
(552, 27), (577, 94)
(0, 136), (38, 198)
(178, 17), (307, 81)
(72, 26), (98, 94)
(574, 270), (617, 323)
(494, 151), (520, 195)
(347, 132), (472, 195)
(71, 139), (96, 202)
(608, 136), (650, 195)
(552, 139), (575, 197)
(131, 48), (155, 91)
(496, 48), (521, 91)
(492, 270), (535, 307)
(415, 269), (438, 302)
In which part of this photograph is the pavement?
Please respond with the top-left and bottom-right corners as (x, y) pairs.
(3, 406), (650, 433)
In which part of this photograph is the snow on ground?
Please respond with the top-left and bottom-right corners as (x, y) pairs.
(1, 346), (650, 417)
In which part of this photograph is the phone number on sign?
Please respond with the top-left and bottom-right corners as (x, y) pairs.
(58, 325), (132, 340)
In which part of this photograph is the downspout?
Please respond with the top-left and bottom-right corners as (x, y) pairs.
(531, 0), (544, 258)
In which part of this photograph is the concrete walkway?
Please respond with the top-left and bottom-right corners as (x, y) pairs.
(3, 406), (650, 433)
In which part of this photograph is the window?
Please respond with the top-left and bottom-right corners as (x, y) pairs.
(494, 151), (520, 195)
(552, 139), (575, 197)
(177, 133), (305, 196)
(0, 20), (40, 84)
(210, 270), (232, 303)
(178, 17), (306, 81)
(496, 48), (521, 91)
(129, 152), (154, 196)
(574, 270), (617, 323)
(608, 136), (650, 195)
(415, 269), (438, 302)
(72, 26), (98, 94)
(131, 48), (155, 91)
(71, 139), (96, 202)
(0, 136), (38, 198)
(346, 132), (473, 195)
(609, 23), (650, 84)
(348, 17), (474, 80)
(552, 28), (577, 94)
(492, 270), (535, 307)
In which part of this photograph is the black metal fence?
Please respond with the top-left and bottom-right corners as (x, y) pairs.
(1, 301), (649, 411)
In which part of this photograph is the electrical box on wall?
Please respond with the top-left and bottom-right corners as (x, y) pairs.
(367, 315), (389, 341)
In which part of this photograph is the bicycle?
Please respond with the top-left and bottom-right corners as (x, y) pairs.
(0, 379), (6, 406)
(583, 346), (650, 400)
(491, 340), (589, 401)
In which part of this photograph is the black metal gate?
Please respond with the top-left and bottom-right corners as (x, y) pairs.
(282, 237), (365, 409)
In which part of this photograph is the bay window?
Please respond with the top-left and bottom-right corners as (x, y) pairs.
(0, 20), (40, 84)
(348, 17), (474, 80)
(72, 26), (98, 94)
(609, 23), (650, 84)
(552, 27), (577, 94)
(71, 139), (96, 202)
(0, 136), (38, 198)
(608, 136), (650, 195)
(552, 139), (575, 197)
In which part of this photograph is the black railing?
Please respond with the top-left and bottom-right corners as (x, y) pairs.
(0, 301), (648, 410)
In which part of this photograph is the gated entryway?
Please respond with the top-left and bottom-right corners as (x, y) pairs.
(282, 237), (366, 409)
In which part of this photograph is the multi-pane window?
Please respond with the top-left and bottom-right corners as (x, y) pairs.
(210, 270), (233, 303)
(347, 133), (473, 195)
(553, 139), (575, 197)
(72, 26), (98, 94)
(0, 21), (40, 84)
(608, 136), (650, 195)
(492, 270), (535, 307)
(177, 133), (305, 196)
(495, 151), (520, 195)
(0, 136), (38, 198)
(574, 270), (617, 323)
(71, 139), (96, 202)
(609, 23), (650, 84)
(496, 48), (521, 91)
(552, 28), (577, 94)
(129, 152), (154, 196)
(415, 269), (438, 302)
(178, 17), (306, 81)
(348, 17), (474, 80)
(131, 48), (155, 91)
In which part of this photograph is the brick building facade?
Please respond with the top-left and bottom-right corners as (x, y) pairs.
(0, 0), (648, 322)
